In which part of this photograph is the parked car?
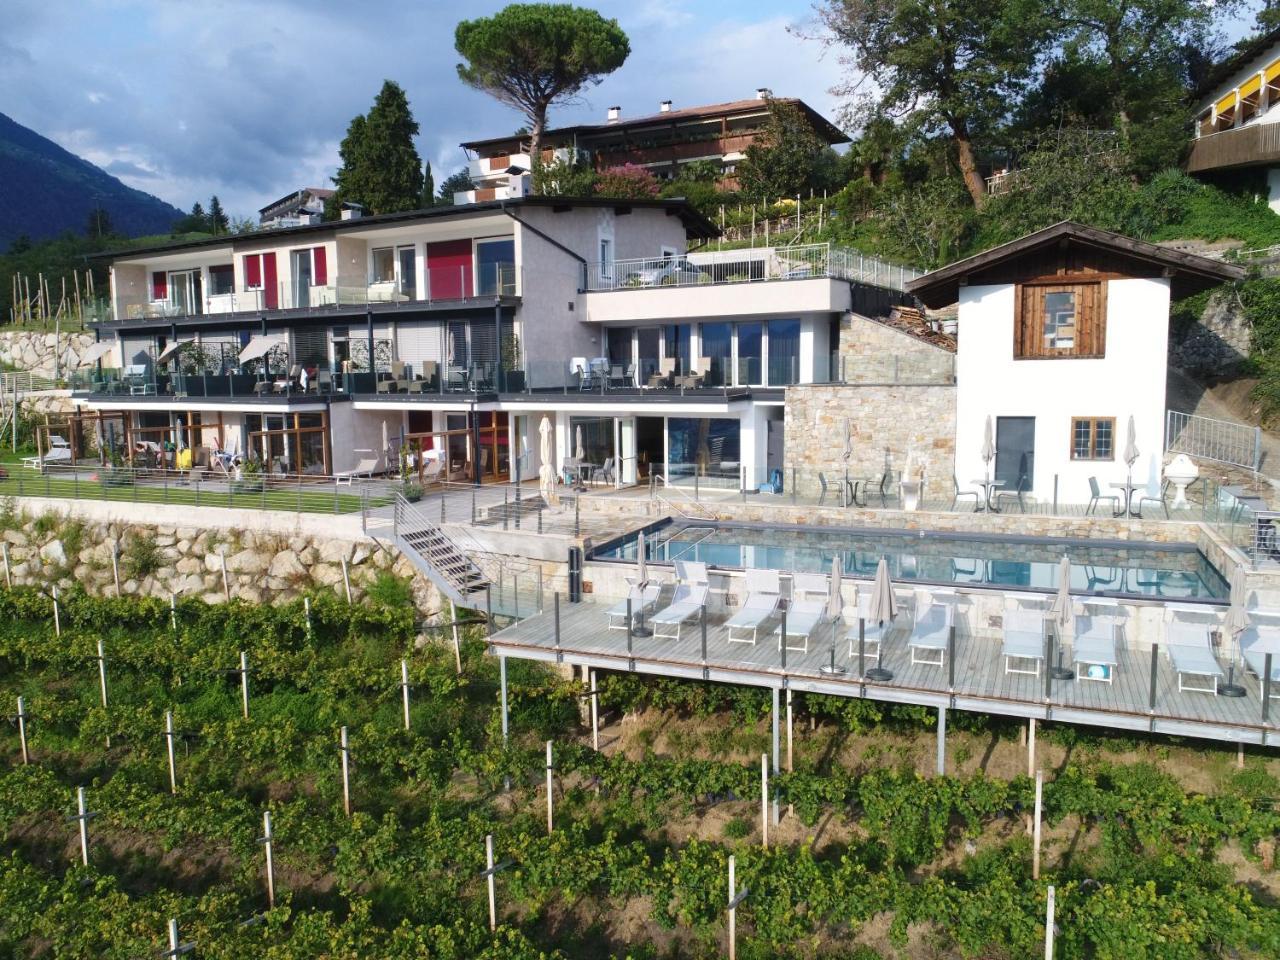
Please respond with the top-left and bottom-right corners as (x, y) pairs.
(623, 257), (709, 287)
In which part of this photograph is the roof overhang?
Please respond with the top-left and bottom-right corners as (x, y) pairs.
(905, 221), (1247, 309)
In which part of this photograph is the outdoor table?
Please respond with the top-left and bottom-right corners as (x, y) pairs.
(1109, 481), (1141, 517)
(970, 478), (1005, 511)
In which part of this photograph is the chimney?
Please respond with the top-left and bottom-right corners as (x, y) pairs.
(756, 87), (771, 100)
(607, 105), (621, 122)
(659, 100), (672, 113)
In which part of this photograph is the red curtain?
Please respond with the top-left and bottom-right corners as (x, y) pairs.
(313, 246), (327, 286)
(262, 253), (278, 309)
(151, 271), (167, 300)
(426, 240), (472, 299)
(244, 255), (261, 288)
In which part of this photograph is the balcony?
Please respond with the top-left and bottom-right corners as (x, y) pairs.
(467, 152), (533, 183)
(1187, 120), (1280, 173)
(110, 263), (518, 325)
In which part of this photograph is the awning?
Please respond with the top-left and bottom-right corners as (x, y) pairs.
(1215, 90), (1237, 116)
(1240, 73), (1263, 101)
(77, 341), (116, 367)
(155, 340), (186, 365)
(238, 335), (287, 364)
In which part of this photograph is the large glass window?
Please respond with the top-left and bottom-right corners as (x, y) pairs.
(637, 327), (660, 384)
(208, 265), (233, 296)
(736, 322), (762, 385)
(569, 416), (615, 475)
(668, 418), (741, 486)
(664, 324), (692, 375)
(398, 246), (417, 298)
(607, 328), (632, 368)
(371, 247), (395, 283)
(700, 322), (731, 387)
(768, 319), (800, 385)
(476, 237), (516, 295)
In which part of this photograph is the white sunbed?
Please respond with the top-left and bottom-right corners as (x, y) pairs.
(1072, 614), (1119, 683)
(1001, 608), (1045, 677)
(673, 559), (709, 586)
(606, 583), (662, 631)
(846, 592), (891, 665)
(780, 598), (827, 653)
(1166, 620), (1223, 695)
(1241, 624), (1280, 698)
(21, 435), (72, 470)
(908, 601), (954, 667)
(726, 569), (782, 645)
(649, 583), (708, 641)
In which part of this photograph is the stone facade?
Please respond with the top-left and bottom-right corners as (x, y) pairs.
(836, 312), (956, 383)
(783, 382), (957, 502)
(0, 332), (97, 377)
(0, 506), (443, 610)
(1171, 290), (1252, 376)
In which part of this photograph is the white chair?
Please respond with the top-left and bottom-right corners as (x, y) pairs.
(21, 435), (72, 470)
(779, 573), (829, 653)
(607, 583), (662, 631)
(336, 455), (379, 485)
(726, 569), (782, 645)
(908, 599), (954, 666)
(1165, 620), (1223, 694)
(1240, 623), (1280, 697)
(1072, 612), (1119, 683)
(846, 591), (892, 665)
(1001, 607), (1045, 677)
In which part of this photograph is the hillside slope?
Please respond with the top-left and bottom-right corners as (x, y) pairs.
(0, 111), (183, 248)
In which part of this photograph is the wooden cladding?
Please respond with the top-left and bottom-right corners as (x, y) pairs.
(1014, 280), (1106, 359)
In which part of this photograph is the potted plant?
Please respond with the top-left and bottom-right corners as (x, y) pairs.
(231, 455), (265, 494)
(399, 445), (423, 502)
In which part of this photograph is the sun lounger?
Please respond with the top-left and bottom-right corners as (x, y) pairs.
(1072, 614), (1118, 683)
(650, 583), (708, 641)
(846, 592), (891, 664)
(1241, 625), (1280, 697)
(336, 456), (379, 485)
(1001, 608), (1045, 677)
(908, 601), (954, 666)
(779, 599), (826, 653)
(674, 559), (709, 585)
(21, 435), (72, 470)
(726, 569), (782, 645)
(607, 583), (662, 631)
(1166, 620), (1223, 694)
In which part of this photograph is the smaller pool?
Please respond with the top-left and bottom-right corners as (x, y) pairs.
(592, 521), (1229, 601)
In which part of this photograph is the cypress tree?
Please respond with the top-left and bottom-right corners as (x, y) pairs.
(328, 81), (424, 216)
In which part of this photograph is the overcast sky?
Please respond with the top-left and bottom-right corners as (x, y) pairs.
(1, 0), (844, 219)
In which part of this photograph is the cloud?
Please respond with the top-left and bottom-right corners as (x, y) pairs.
(2, 0), (852, 220)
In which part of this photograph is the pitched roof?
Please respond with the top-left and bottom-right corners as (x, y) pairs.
(461, 97), (848, 151)
(904, 221), (1247, 308)
(1196, 26), (1280, 100)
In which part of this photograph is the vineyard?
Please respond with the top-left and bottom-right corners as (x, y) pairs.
(0, 586), (1278, 959)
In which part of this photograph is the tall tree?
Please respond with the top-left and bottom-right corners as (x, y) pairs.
(329, 81), (424, 216)
(817, 0), (1052, 207)
(421, 161), (436, 208)
(85, 207), (113, 239)
(437, 168), (474, 205)
(208, 195), (229, 234)
(455, 4), (629, 188)
(736, 99), (828, 200)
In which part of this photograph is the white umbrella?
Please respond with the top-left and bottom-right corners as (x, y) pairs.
(575, 425), (584, 461)
(826, 555), (843, 619)
(980, 416), (995, 482)
(842, 418), (853, 463)
(1223, 566), (1250, 682)
(635, 530), (648, 585)
(537, 416), (560, 507)
(867, 556), (897, 626)
(1049, 555), (1074, 639)
(1124, 415), (1139, 484)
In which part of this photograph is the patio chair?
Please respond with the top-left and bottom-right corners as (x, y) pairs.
(1001, 607), (1045, 677)
(420, 458), (444, 484)
(952, 476), (982, 512)
(674, 559), (710, 586)
(780, 596), (826, 653)
(648, 358), (676, 389)
(853, 469), (893, 507)
(846, 591), (892, 664)
(607, 582), (662, 631)
(650, 583), (709, 641)
(726, 569), (782, 645)
(817, 473), (831, 506)
(1136, 480), (1171, 519)
(21, 435), (72, 470)
(590, 457), (616, 486)
(907, 599), (954, 666)
(608, 364), (630, 389)
(993, 474), (1029, 513)
(336, 455), (379, 485)
(1086, 477), (1120, 516)
(273, 365), (301, 394)
(252, 379), (273, 397)
(1071, 612), (1118, 683)
(1165, 620), (1223, 694)
(1241, 624), (1280, 696)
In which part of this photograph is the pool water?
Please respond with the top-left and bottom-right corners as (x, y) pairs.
(593, 521), (1229, 601)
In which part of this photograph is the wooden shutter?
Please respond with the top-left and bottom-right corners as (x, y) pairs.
(1015, 281), (1105, 359)
(313, 247), (327, 287)
(151, 271), (167, 300)
(244, 255), (261, 288)
(262, 253), (278, 309)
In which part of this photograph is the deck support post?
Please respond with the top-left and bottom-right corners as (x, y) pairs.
(785, 689), (793, 773)
(760, 754), (769, 848)
(590, 668), (599, 751)
(1263, 654), (1273, 724)
(1028, 718), (1037, 779)
(1238, 741), (1245, 770)
(1033, 768), (1044, 880)
(499, 655), (509, 747)
(936, 706), (946, 777)
(771, 687), (780, 826)
(1148, 644), (1160, 714)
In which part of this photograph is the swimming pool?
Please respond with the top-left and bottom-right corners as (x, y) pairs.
(591, 520), (1230, 601)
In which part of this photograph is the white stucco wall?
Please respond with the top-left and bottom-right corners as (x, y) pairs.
(953, 278), (1169, 503)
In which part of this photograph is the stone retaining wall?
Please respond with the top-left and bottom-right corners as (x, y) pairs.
(0, 332), (97, 376)
(1171, 290), (1251, 377)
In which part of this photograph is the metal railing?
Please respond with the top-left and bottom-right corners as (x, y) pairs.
(1165, 409), (1262, 473)
(582, 243), (921, 293)
(0, 372), (58, 394)
(0, 463), (399, 515)
(112, 264), (519, 324)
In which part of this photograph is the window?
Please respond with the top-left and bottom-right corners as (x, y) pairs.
(736, 322), (762, 385)
(475, 237), (515, 295)
(371, 247), (395, 283)
(767, 318), (800, 385)
(208, 264), (234, 296)
(1016, 281), (1105, 359)
(1071, 417), (1114, 460)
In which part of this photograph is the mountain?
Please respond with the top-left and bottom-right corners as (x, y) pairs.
(0, 111), (184, 249)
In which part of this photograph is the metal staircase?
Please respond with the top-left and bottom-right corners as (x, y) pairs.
(390, 494), (490, 606)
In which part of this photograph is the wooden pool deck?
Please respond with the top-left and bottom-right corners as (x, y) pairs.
(488, 592), (1277, 747)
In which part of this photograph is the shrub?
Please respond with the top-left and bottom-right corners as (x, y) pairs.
(722, 816), (752, 839)
(123, 533), (161, 580)
(365, 571), (414, 608)
(595, 164), (659, 200)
